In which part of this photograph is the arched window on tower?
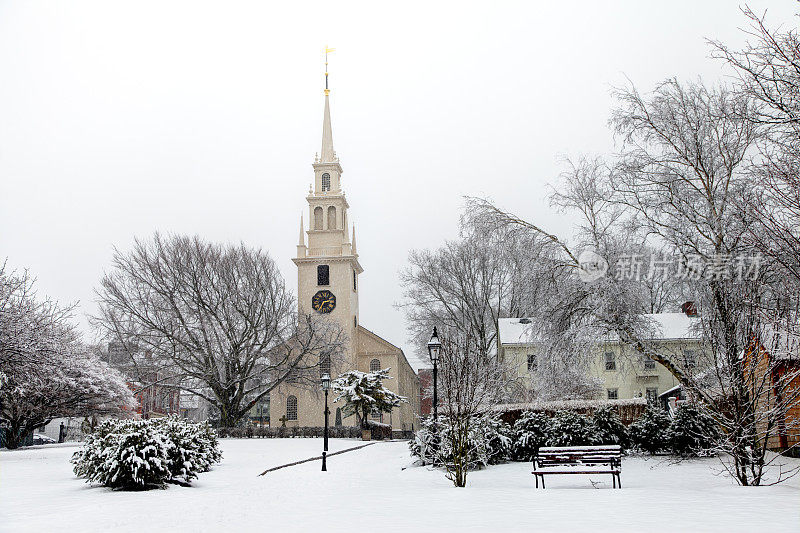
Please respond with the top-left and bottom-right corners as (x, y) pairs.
(369, 358), (381, 372)
(321, 173), (331, 192)
(327, 206), (336, 229)
(314, 207), (323, 230)
(286, 395), (298, 421)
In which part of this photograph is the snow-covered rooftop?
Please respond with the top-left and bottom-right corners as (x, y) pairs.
(498, 313), (702, 346)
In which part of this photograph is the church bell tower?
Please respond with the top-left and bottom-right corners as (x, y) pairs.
(293, 54), (362, 365)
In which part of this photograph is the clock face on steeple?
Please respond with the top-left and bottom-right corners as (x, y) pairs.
(312, 290), (336, 313)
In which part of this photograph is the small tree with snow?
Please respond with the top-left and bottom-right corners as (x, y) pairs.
(668, 403), (719, 457)
(332, 368), (407, 430)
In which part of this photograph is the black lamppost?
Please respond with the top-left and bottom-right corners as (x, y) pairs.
(426, 327), (441, 437)
(321, 372), (331, 471)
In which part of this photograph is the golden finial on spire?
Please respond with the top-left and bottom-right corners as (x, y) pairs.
(324, 46), (335, 95)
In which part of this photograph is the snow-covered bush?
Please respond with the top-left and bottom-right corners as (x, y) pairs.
(546, 410), (599, 447)
(409, 415), (511, 468)
(152, 417), (222, 481)
(591, 406), (629, 449)
(510, 411), (550, 461)
(408, 416), (439, 464)
(628, 406), (672, 454)
(71, 417), (222, 490)
(668, 404), (719, 457)
(481, 415), (513, 464)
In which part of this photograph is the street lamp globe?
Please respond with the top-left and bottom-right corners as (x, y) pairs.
(321, 372), (331, 391)
(427, 327), (441, 364)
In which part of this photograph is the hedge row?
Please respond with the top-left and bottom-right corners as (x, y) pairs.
(216, 425), (363, 439)
(410, 404), (719, 468)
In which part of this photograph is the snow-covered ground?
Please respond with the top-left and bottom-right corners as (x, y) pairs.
(2, 438), (798, 532)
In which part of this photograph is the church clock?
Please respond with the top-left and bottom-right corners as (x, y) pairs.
(312, 290), (336, 313)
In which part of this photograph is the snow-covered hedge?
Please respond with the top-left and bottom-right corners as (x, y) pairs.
(71, 417), (222, 490)
(413, 407), (636, 466)
(510, 411), (550, 461)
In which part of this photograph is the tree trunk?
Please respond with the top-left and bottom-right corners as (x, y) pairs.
(3, 419), (28, 450)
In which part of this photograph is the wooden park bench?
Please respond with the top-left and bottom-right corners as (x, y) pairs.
(532, 445), (622, 489)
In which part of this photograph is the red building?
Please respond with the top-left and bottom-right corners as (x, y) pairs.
(419, 368), (433, 417)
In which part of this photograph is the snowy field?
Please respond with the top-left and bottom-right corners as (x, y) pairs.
(2, 439), (799, 533)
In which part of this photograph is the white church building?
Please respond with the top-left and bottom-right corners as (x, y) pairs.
(268, 77), (420, 436)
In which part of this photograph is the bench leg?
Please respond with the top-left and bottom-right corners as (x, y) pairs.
(541, 476), (545, 489)
(617, 474), (622, 489)
(612, 474), (616, 489)
(535, 475), (538, 489)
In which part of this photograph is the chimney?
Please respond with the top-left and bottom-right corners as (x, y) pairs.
(681, 301), (697, 317)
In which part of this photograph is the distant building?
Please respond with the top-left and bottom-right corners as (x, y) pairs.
(418, 368), (433, 417)
(104, 342), (180, 419)
(748, 324), (800, 451)
(498, 308), (709, 403)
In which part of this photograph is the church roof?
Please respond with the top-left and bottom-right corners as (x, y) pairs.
(356, 325), (418, 376)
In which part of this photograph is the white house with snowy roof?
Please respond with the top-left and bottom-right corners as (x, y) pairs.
(498, 308), (709, 403)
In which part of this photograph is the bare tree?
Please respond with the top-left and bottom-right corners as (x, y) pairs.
(436, 329), (511, 487)
(711, 7), (800, 284)
(93, 233), (345, 428)
(0, 264), (134, 449)
(467, 75), (800, 485)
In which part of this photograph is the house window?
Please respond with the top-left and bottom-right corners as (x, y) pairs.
(684, 350), (697, 368)
(527, 354), (537, 372)
(286, 395), (298, 421)
(646, 388), (658, 404)
(369, 358), (381, 372)
(317, 265), (330, 286)
(644, 357), (656, 370)
(327, 206), (336, 229)
(321, 173), (331, 192)
(604, 352), (616, 371)
(607, 388), (619, 400)
(353, 270), (357, 291)
(314, 207), (323, 230)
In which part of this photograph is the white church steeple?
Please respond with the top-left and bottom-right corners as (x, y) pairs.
(320, 91), (336, 163)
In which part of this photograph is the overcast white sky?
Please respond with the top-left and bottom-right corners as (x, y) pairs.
(1, 1), (796, 370)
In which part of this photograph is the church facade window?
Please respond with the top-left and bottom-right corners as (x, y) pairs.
(313, 207), (323, 230)
(369, 358), (381, 372)
(335, 407), (342, 426)
(319, 352), (331, 377)
(353, 270), (357, 291)
(327, 206), (336, 229)
(317, 265), (329, 286)
(321, 173), (331, 192)
(286, 395), (298, 421)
